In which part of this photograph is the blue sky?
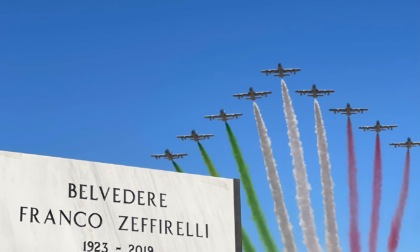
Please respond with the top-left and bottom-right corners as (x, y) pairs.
(0, 1), (418, 251)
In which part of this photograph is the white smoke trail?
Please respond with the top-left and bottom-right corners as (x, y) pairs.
(253, 102), (297, 252)
(281, 80), (323, 252)
(314, 99), (342, 252)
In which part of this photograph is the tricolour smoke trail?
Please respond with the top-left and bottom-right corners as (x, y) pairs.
(197, 141), (256, 252)
(281, 80), (323, 252)
(253, 102), (297, 252)
(225, 122), (279, 252)
(314, 100), (342, 252)
(369, 133), (382, 252)
(172, 160), (184, 173)
(387, 150), (411, 252)
(347, 117), (361, 252)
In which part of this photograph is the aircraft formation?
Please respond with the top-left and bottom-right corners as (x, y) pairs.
(151, 63), (418, 159)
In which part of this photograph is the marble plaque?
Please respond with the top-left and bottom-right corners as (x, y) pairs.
(0, 151), (241, 252)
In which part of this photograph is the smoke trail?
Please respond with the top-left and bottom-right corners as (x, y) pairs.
(387, 150), (411, 252)
(225, 122), (278, 252)
(347, 117), (361, 252)
(198, 142), (220, 177)
(281, 80), (323, 252)
(253, 102), (297, 252)
(197, 141), (256, 252)
(369, 133), (382, 252)
(314, 100), (341, 252)
(242, 228), (257, 252)
(172, 160), (184, 173)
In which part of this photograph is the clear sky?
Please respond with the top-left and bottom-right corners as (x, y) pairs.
(0, 1), (418, 251)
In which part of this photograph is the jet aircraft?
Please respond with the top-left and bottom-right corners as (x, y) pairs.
(329, 103), (368, 116)
(260, 63), (301, 78)
(295, 84), (335, 98)
(359, 120), (398, 133)
(204, 109), (242, 122)
(233, 87), (272, 101)
(177, 130), (214, 142)
(151, 149), (187, 160)
(390, 137), (420, 149)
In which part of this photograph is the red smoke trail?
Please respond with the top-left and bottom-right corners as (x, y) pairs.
(387, 150), (411, 252)
(369, 133), (382, 252)
(347, 117), (360, 252)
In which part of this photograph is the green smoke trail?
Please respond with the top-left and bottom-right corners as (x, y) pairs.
(197, 141), (256, 252)
(225, 122), (279, 252)
(242, 228), (257, 252)
(172, 160), (184, 173)
(198, 142), (220, 177)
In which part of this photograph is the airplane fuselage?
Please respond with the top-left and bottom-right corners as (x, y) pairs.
(219, 110), (233, 122)
(244, 88), (269, 100)
(164, 150), (175, 160)
(244, 88), (257, 100)
(220, 115), (229, 122)
(190, 131), (200, 141)
(343, 108), (356, 116)
(374, 121), (394, 133)
(310, 89), (321, 98)
(405, 138), (416, 149)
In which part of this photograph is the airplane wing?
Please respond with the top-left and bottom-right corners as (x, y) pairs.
(233, 93), (248, 99)
(382, 125), (398, 130)
(198, 134), (214, 140)
(176, 135), (191, 140)
(390, 143), (405, 147)
(256, 91), (273, 95)
(284, 68), (301, 74)
(261, 69), (278, 75)
(151, 154), (165, 159)
(228, 113), (243, 119)
(243, 91), (272, 100)
(275, 73), (289, 77)
(255, 91), (272, 96)
(318, 90), (335, 95)
(204, 115), (219, 120)
(329, 108), (344, 114)
(351, 108), (368, 114)
(172, 153), (187, 159)
(359, 126), (374, 131)
(295, 90), (311, 95)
